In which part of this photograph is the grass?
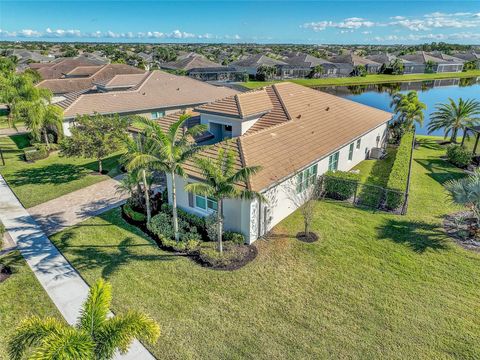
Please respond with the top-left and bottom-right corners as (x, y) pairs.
(0, 116), (25, 130)
(0, 134), (123, 208)
(242, 69), (480, 89)
(353, 146), (397, 186)
(44, 137), (480, 359)
(0, 252), (62, 359)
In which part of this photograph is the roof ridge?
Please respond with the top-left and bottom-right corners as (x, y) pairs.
(271, 83), (292, 121)
(236, 137), (252, 190)
(234, 94), (244, 118)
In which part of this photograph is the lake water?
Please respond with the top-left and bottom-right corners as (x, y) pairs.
(316, 77), (480, 136)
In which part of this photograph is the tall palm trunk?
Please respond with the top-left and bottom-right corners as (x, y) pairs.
(171, 170), (179, 242)
(217, 200), (223, 254)
(142, 169), (151, 222)
(450, 127), (459, 143)
(98, 159), (103, 174)
(43, 129), (50, 150)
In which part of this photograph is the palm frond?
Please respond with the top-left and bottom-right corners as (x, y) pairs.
(78, 279), (111, 337)
(29, 328), (94, 360)
(184, 182), (214, 197)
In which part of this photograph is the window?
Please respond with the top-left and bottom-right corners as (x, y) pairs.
(195, 194), (217, 212)
(296, 164), (318, 193)
(356, 139), (361, 149)
(348, 143), (354, 161)
(151, 111), (165, 119)
(328, 152), (339, 171)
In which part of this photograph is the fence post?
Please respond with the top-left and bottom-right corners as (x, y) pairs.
(353, 181), (358, 205)
(401, 130), (416, 215)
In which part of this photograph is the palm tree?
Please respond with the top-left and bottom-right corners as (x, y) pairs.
(141, 114), (206, 241)
(122, 135), (156, 222)
(8, 279), (160, 360)
(185, 146), (264, 253)
(428, 98), (480, 143)
(445, 169), (480, 224)
(390, 91), (426, 131)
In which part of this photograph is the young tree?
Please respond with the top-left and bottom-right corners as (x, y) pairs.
(60, 113), (128, 173)
(141, 114), (206, 240)
(445, 169), (480, 225)
(20, 100), (64, 148)
(185, 147), (264, 253)
(390, 91), (426, 131)
(428, 98), (480, 143)
(8, 279), (160, 360)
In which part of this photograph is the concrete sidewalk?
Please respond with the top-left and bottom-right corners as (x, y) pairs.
(28, 174), (128, 236)
(0, 175), (155, 360)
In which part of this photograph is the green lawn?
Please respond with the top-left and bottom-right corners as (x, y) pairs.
(353, 146), (397, 186)
(242, 69), (480, 89)
(0, 134), (123, 208)
(45, 137), (480, 359)
(0, 252), (62, 359)
(0, 116), (25, 130)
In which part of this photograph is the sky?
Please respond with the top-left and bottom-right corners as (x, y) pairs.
(1, 1), (480, 44)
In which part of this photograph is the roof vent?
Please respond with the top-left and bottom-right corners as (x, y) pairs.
(177, 88), (180, 91)
(296, 114), (301, 119)
(142, 92), (146, 95)
(325, 106), (330, 111)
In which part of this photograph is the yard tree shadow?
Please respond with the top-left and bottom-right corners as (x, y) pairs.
(56, 233), (178, 279)
(9, 163), (89, 186)
(415, 158), (465, 185)
(377, 218), (449, 253)
(415, 137), (444, 151)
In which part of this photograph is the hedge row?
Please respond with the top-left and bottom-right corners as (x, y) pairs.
(323, 170), (361, 200)
(385, 132), (414, 209)
(24, 144), (49, 162)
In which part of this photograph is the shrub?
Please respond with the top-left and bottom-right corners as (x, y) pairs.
(223, 231), (245, 244)
(385, 132), (414, 209)
(123, 203), (146, 222)
(446, 144), (472, 168)
(197, 241), (242, 267)
(323, 170), (360, 200)
(24, 144), (48, 162)
(161, 203), (206, 232)
(148, 212), (174, 239)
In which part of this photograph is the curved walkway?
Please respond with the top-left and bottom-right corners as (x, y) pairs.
(28, 174), (128, 236)
(0, 174), (155, 359)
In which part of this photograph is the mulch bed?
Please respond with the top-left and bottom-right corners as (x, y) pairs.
(296, 232), (319, 243)
(120, 205), (257, 270)
(443, 211), (480, 252)
(0, 264), (12, 283)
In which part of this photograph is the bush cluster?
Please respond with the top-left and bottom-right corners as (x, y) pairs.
(160, 203), (206, 233)
(24, 144), (48, 162)
(323, 170), (360, 200)
(446, 144), (472, 168)
(385, 132), (414, 209)
(123, 202), (146, 222)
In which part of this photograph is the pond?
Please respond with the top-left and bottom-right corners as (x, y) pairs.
(316, 77), (480, 136)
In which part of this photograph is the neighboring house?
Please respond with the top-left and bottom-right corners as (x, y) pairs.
(5, 49), (55, 64)
(162, 82), (392, 243)
(282, 53), (340, 78)
(29, 56), (107, 80)
(452, 51), (480, 69)
(229, 54), (288, 78)
(55, 70), (238, 135)
(399, 52), (464, 73)
(329, 54), (382, 74)
(161, 54), (246, 82)
(36, 64), (145, 94)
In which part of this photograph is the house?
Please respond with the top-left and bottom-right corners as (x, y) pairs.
(452, 51), (480, 69)
(229, 54), (288, 79)
(282, 53), (340, 78)
(162, 82), (392, 243)
(55, 70), (238, 135)
(399, 52), (463, 73)
(161, 54), (246, 82)
(5, 49), (55, 64)
(36, 64), (145, 94)
(329, 53), (382, 74)
(29, 56), (107, 80)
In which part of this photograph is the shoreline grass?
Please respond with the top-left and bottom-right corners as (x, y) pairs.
(242, 69), (480, 89)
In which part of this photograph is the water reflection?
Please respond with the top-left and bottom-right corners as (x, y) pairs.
(314, 77), (480, 135)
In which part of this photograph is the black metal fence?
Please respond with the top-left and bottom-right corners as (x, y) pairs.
(317, 175), (408, 214)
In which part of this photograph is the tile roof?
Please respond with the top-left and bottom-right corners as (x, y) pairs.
(95, 73), (149, 89)
(399, 51), (457, 64)
(284, 53), (334, 67)
(230, 54), (287, 67)
(65, 65), (103, 76)
(36, 64), (145, 94)
(32, 57), (106, 79)
(330, 54), (381, 67)
(161, 54), (221, 71)
(59, 70), (238, 118)
(162, 82), (392, 191)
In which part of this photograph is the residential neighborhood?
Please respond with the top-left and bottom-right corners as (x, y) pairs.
(1, 1), (480, 360)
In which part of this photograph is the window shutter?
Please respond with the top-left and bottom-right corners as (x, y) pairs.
(188, 192), (194, 207)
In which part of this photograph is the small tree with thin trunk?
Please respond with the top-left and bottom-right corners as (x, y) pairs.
(140, 114), (206, 240)
(60, 113), (128, 174)
(185, 146), (264, 253)
(8, 279), (160, 360)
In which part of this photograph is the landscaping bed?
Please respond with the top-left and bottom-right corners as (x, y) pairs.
(443, 211), (480, 252)
(121, 200), (256, 270)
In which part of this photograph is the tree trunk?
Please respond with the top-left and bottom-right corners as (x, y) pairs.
(143, 169), (151, 223)
(171, 171), (179, 243)
(217, 200), (223, 254)
(43, 129), (50, 150)
(451, 127), (458, 144)
(98, 159), (103, 174)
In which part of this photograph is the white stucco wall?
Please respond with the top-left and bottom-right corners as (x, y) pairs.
(167, 122), (388, 244)
(200, 113), (259, 138)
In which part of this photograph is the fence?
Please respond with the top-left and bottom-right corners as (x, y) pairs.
(317, 175), (407, 214)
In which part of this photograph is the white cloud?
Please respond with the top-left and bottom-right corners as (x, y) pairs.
(302, 17), (375, 31)
(373, 32), (480, 42)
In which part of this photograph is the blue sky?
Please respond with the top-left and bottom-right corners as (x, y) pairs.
(1, 1), (480, 44)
